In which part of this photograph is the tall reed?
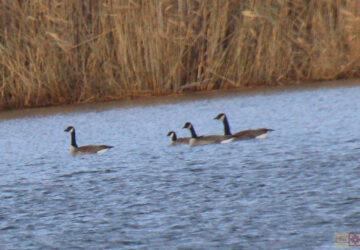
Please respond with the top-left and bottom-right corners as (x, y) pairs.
(0, 0), (359, 109)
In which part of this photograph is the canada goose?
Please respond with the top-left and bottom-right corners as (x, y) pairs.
(64, 126), (113, 155)
(167, 131), (190, 146)
(182, 122), (230, 146)
(214, 113), (274, 141)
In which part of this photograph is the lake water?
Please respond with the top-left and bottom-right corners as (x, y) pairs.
(1, 80), (360, 249)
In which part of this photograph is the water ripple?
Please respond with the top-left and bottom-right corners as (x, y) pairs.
(0, 85), (360, 248)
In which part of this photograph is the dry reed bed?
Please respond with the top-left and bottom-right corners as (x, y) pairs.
(0, 0), (359, 109)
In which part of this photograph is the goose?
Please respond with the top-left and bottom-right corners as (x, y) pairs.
(167, 131), (190, 146)
(214, 113), (274, 141)
(64, 126), (113, 155)
(182, 122), (231, 146)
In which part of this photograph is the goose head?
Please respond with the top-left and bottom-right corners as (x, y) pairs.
(167, 131), (177, 140)
(182, 122), (193, 129)
(214, 113), (226, 121)
(64, 126), (75, 133)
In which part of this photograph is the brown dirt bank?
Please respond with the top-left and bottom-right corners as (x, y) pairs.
(0, 0), (359, 110)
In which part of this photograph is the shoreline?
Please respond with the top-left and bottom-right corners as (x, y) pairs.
(0, 78), (359, 120)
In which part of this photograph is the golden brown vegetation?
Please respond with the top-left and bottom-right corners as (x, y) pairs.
(0, 0), (359, 109)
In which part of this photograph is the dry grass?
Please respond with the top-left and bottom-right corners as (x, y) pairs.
(0, 0), (359, 109)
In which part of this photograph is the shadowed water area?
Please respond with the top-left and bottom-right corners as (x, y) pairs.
(0, 80), (360, 249)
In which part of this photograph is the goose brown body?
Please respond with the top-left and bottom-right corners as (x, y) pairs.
(182, 122), (231, 146)
(70, 145), (113, 155)
(64, 126), (113, 155)
(214, 113), (273, 141)
(167, 131), (190, 146)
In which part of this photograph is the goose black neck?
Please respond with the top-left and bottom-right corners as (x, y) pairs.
(70, 131), (78, 147)
(223, 117), (232, 135)
(171, 133), (177, 141)
(189, 127), (198, 138)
